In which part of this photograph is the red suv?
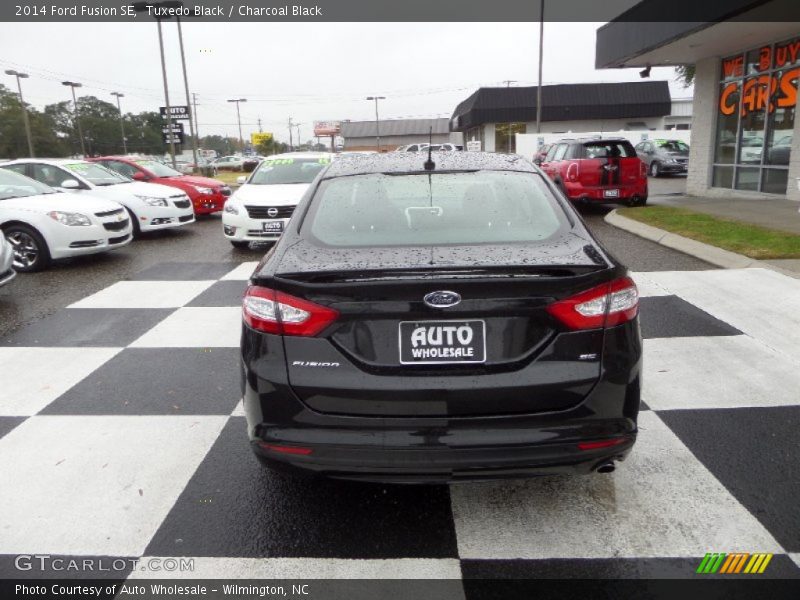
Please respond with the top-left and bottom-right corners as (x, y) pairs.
(90, 156), (231, 215)
(539, 138), (648, 206)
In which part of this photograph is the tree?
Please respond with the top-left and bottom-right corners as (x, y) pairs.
(200, 134), (237, 155)
(254, 136), (288, 156)
(675, 65), (695, 88)
(0, 84), (68, 158)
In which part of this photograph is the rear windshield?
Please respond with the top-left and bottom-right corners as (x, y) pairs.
(305, 171), (567, 247)
(583, 141), (636, 158)
(248, 157), (330, 185)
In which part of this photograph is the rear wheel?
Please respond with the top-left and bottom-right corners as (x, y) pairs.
(230, 240), (250, 249)
(626, 195), (647, 207)
(649, 161), (661, 177)
(3, 224), (51, 272)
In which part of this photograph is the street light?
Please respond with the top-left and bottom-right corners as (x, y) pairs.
(227, 98), (247, 152)
(366, 96), (385, 152)
(5, 69), (34, 157)
(131, 1), (182, 168)
(62, 81), (86, 157)
(174, 12), (199, 171)
(111, 92), (127, 154)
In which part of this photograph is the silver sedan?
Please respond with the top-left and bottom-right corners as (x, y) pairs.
(0, 236), (16, 287)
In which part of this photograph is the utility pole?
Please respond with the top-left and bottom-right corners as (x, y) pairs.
(288, 117), (294, 151)
(192, 92), (200, 147)
(502, 80), (516, 87)
(295, 124), (301, 150)
(536, 0), (544, 134)
(366, 96), (385, 152)
(61, 81), (86, 157)
(257, 117), (263, 133)
(111, 92), (127, 154)
(5, 70), (34, 157)
(227, 98), (247, 152)
(175, 15), (199, 171)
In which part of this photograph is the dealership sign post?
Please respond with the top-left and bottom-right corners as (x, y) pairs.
(314, 121), (342, 153)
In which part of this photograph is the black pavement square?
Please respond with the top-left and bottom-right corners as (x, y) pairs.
(127, 262), (241, 281)
(0, 417), (25, 441)
(186, 281), (248, 307)
(0, 309), (173, 347)
(145, 417), (459, 559)
(660, 406), (800, 552)
(41, 348), (241, 415)
(639, 295), (742, 339)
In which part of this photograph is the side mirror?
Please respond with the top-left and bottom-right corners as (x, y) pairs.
(60, 179), (80, 190)
(132, 172), (147, 181)
(236, 175), (247, 185)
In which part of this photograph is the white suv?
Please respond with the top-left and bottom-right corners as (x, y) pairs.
(222, 153), (333, 248)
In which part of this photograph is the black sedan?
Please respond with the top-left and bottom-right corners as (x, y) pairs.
(240, 152), (642, 483)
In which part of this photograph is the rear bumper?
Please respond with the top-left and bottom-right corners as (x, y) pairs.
(564, 182), (647, 202)
(193, 192), (227, 214)
(242, 322), (642, 483)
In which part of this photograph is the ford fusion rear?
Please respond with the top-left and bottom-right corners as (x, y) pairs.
(240, 153), (642, 483)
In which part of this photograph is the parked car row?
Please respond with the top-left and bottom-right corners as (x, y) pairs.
(0, 156), (231, 273)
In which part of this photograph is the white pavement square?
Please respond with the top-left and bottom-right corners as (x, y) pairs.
(0, 415), (227, 556)
(130, 307), (242, 348)
(129, 557), (463, 579)
(0, 347), (121, 416)
(69, 281), (216, 309)
(449, 412), (782, 560)
(643, 335), (800, 410)
(220, 262), (260, 281)
(629, 272), (672, 297)
(644, 268), (800, 359)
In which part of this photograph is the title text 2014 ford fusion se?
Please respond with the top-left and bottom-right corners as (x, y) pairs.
(240, 152), (642, 483)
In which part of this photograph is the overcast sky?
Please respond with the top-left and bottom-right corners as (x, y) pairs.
(0, 22), (690, 144)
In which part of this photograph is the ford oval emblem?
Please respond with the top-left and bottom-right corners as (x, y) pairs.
(424, 291), (461, 308)
(267, 207), (278, 218)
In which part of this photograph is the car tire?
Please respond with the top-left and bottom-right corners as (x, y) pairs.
(649, 162), (661, 177)
(3, 224), (51, 272)
(126, 208), (142, 238)
(627, 195), (648, 207)
(230, 240), (250, 249)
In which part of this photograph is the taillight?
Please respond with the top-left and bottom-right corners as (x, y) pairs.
(640, 160), (647, 179)
(258, 442), (313, 456)
(578, 437), (629, 451)
(243, 285), (339, 336)
(546, 277), (638, 330)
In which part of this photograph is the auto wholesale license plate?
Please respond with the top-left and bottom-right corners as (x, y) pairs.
(603, 189), (620, 198)
(398, 320), (486, 365)
(262, 221), (284, 233)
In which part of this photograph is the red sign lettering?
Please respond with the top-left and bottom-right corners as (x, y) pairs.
(758, 46), (772, 71)
(775, 40), (800, 68)
(722, 56), (744, 78)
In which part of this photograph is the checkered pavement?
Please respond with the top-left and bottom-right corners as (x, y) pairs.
(0, 262), (799, 588)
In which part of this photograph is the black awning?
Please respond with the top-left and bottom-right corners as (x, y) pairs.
(450, 81), (671, 131)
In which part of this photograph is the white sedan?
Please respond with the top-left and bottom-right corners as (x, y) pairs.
(0, 168), (132, 272)
(0, 159), (195, 236)
(0, 235), (15, 286)
(222, 152), (333, 248)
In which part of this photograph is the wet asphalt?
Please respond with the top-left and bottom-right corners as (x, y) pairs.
(0, 175), (709, 339)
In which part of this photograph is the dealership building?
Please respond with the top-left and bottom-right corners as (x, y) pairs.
(340, 118), (462, 151)
(449, 81), (691, 154)
(597, 0), (800, 199)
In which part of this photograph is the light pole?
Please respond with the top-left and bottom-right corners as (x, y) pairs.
(228, 98), (247, 152)
(132, 1), (181, 168)
(111, 92), (127, 154)
(288, 117), (294, 151)
(5, 69), (34, 157)
(366, 96), (385, 152)
(175, 14), (199, 171)
(62, 81), (86, 157)
(536, 0), (544, 134)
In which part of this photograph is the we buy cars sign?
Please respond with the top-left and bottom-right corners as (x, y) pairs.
(160, 105), (191, 120)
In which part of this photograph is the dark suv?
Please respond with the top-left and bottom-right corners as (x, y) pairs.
(540, 138), (648, 206)
(240, 152), (642, 483)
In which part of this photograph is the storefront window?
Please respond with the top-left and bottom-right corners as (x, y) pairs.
(713, 36), (798, 194)
(495, 123), (526, 154)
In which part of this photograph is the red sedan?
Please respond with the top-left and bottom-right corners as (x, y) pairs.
(89, 156), (231, 215)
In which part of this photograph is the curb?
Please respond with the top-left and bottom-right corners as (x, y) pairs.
(604, 209), (800, 279)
